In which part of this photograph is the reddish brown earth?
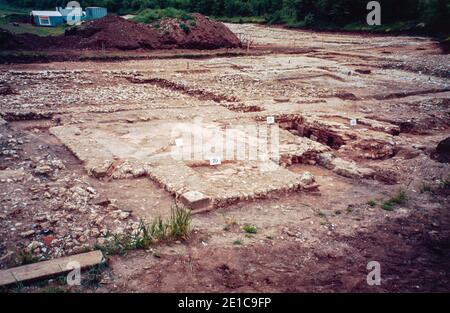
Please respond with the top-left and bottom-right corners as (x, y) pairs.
(0, 23), (449, 293)
(106, 204), (450, 292)
(1, 14), (241, 51)
(157, 13), (241, 49)
(64, 15), (162, 50)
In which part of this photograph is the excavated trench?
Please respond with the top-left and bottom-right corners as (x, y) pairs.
(296, 124), (346, 149)
(127, 76), (239, 103)
(372, 88), (450, 100)
(266, 113), (400, 183)
(0, 111), (54, 122)
(276, 115), (346, 150)
(126, 76), (266, 113)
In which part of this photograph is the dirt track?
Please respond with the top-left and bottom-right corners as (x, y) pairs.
(0, 23), (449, 292)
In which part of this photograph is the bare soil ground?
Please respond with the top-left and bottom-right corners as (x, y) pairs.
(0, 23), (449, 292)
(1, 14), (241, 51)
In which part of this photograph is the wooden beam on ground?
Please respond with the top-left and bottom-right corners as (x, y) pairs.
(0, 250), (105, 287)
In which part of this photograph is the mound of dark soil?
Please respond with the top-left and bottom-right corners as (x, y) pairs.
(432, 137), (450, 163)
(440, 39), (450, 54)
(158, 13), (241, 49)
(64, 15), (162, 50)
(0, 29), (20, 50)
(1, 14), (241, 51)
(0, 29), (58, 50)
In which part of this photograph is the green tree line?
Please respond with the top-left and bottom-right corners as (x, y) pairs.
(6, 0), (449, 32)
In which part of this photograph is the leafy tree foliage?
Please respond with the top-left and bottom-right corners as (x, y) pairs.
(6, 0), (448, 32)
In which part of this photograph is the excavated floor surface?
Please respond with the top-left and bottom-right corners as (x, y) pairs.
(0, 24), (449, 292)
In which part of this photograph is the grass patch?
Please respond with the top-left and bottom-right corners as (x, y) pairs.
(81, 263), (109, 288)
(12, 249), (39, 266)
(214, 16), (266, 24)
(39, 286), (68, 293)
(0, 15), (68, 36)
(242, 225), (257, 234)
(2, 282), (24, 293)
(419, 177), (450, 195)
(380, 201), (395, 211)
(343, 21), (419, 33)
(133, 8), (193, 24)
(17, 250), (37, 265)
(232, 239), (242, 245)
(215, 12), (446, 37)
(379, 189), (408, 211)
(367, 200), (377, 207)
(168, 205), (191, 238)
(389, 189), (408, 205)
(96, 205), (191, 256)
(315, 208), (331, 226)
(179, 22), (190, 33)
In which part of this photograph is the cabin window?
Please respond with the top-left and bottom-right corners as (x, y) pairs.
(39, 16), (51, 25)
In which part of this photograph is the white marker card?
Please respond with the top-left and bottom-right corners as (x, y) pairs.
(209, 157), (221, 166)
(267, 116), (275, 124)
(175, 138), (184, 146)
(350, 118), (357, 126)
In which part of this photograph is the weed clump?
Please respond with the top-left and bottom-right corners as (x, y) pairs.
(168, 205), (191, 238)
(420, 177), (450, 194)
(179, 23), (190, 33)
(389, 189), (407, 205)
(380, 189), (408, 211)
(242, 225), (257, 234)
(380, 201), (394, 211)
(133, 8), (193, 24)
(96, 205), (191, 256)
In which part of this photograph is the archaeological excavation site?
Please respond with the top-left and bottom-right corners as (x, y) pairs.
(0, 9), (449, 295)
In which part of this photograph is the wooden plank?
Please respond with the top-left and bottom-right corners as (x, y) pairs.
(0, 250), (105, 287)
(0, 270), (16, 286)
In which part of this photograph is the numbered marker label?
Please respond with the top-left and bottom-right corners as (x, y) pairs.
(175, 138), (184, 146)
(267, 116), (275, 124)
(350, 118), (357, 127)
(209, 157), (221, 166)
